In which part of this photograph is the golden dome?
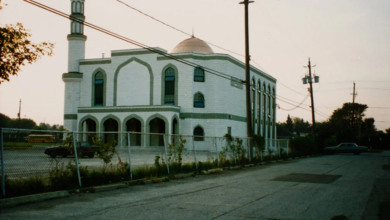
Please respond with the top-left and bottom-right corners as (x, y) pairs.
(171, 37), (214, 54)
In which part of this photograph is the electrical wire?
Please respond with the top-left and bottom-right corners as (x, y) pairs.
(23, 0), (240, 84)
(117, 0), (310, 98)
(116, 0), (245, 57)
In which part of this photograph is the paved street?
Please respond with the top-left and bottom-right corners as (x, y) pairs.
(1, 151), (389, 220)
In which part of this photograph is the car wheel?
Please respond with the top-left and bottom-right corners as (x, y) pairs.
(50, 152), (56, 158)
(62, 154), (67, 158)
(88, 153), (94, 158)
(78, 152), (83, 158)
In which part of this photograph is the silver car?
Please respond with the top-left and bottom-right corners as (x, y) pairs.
(324, 143), (368, 155)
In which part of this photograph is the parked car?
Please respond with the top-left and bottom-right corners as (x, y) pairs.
(324, 143), (368, 155)
(44, 141), (100, 158)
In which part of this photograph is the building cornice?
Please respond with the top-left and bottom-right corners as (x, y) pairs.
(157, 53), (276, 83)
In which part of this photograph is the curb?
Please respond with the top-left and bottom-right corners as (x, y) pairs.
(0, 191), (69, 209)
(93, 183), (128, 193)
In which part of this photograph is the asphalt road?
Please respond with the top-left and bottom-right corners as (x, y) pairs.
(1, 151), (389, 220)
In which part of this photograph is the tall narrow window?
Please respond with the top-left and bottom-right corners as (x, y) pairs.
(251, 79), (255, 131)
(194, 93), (205, 108)
(164, 68), (175, 105)
(194, 67), (205, 82)
(194, 126), (204, 141)
(257, 82), (261, 135)
(272, 88), (276, 139)
(263, 85), (266, 137)
(268, 86), (271, 139)
(94, 72), (104, 106)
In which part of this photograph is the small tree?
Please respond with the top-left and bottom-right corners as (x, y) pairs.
(252, 134), (265, 160)
(0, 2), (54, 84)
(92, 137), (117, 172)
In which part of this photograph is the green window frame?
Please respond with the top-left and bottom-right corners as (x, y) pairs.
(164, 67), (175, 105)
(194, 126), (204, 141)
(194, 67), (205, 82)
(194, 93), (205, 108)
(94, 72), (104, 107)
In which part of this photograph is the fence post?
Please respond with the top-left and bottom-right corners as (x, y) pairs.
(163, 134), (170, 174)
(1, 128), (5, 197)
(192, 136), (198, 170)
(72, 132), (82, 188)
(127, 133), (133, 180)
(214, 137), (219, 167)
(278, 140), (281, 158)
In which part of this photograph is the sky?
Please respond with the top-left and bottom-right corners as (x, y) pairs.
(1, 0), (389, 131)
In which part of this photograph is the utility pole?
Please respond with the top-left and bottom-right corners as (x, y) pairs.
(17, 99), (21, 129)
(308, 59), (316, 135)
(240, 0), (254, 159)
(351, 82), (357, 136)
(302, 58), (319, 135)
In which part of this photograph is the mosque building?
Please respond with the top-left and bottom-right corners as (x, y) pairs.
(63, 0), (277, 146)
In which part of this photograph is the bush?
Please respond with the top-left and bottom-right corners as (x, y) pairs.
(290, 136), (317, 156)
(3, 176), (46, 198)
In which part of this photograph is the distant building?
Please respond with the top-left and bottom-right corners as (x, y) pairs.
(63, 0), (277, 146)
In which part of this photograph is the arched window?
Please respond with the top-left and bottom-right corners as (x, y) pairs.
(193, 126), (204, 141)
(262, 84), (266, 137)
(76, 2), (81, 13)
(194, 67), (205, 82)
(257, 82), (261, 135)
(272, 88), (276, 139)
(71, 21), (82, 34)
(94, 72), (104, 106)
(194, 93), (205, 108)
(251, 79), (256, 131)
(72, 2), (76, 13)
(164, 68), (175, 105)
(268, 86), (271, 139)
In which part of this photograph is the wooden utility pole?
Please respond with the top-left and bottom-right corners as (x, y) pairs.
(17, 99), (21, 129)
(351, 82), (357, 135)
(307, 59), (316, 135)
(240, 0), (254, 159)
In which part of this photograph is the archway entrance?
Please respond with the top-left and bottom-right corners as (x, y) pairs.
(126, 118), (142, 146)
(104, 118), (118, 145)
(81, 118), (97, 143)
(149, 118), (165, 146)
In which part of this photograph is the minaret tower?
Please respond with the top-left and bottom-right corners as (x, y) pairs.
(62, 0), (86, 132)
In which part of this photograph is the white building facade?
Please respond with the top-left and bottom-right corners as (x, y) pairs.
(63, 0), (277, 146)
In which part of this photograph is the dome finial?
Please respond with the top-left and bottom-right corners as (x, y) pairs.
(192, 28), (194, 38)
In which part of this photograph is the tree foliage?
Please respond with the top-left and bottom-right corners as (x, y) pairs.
(0, 6), (54, 84)
(286, 114), (293, 132)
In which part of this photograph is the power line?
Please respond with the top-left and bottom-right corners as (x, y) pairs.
(117, 0), (311, 100)
(23, 0), (240, 84)
(276, 94), (310, 111)
(115, 0), (245, 57)
(277, 81), (307, 96)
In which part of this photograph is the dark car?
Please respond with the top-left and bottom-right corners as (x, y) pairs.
(44, 141), (100, 158)
(324, 143), (368, 155)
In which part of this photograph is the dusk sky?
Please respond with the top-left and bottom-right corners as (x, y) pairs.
(1, 0), (389, 131)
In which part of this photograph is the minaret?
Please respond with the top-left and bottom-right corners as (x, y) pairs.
(62, 0), (87, 132)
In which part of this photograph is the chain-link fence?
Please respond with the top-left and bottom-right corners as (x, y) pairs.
(1, 128), (290, 198)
